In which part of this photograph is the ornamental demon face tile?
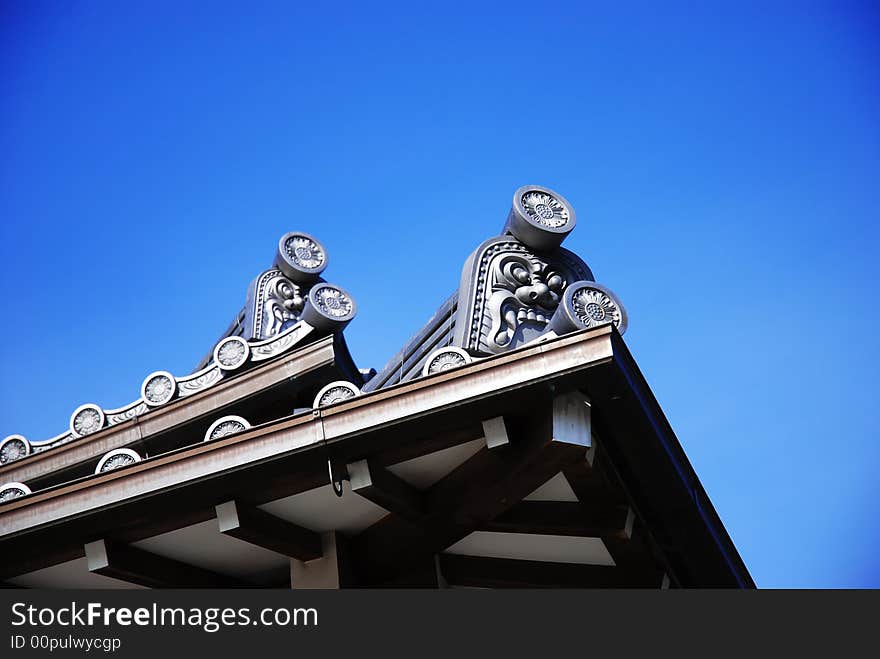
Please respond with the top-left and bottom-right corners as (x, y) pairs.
(454, 237), (594, 355)
(487, 254), (568, 350)
(259, 272), (306, 339)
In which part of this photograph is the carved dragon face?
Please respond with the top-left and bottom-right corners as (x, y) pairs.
(486, 254), (569, 351)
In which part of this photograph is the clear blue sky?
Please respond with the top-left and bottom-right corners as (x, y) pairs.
(1, 2), (878, 588)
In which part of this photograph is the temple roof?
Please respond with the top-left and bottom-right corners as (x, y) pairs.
(0, 324), (752, 587)
(1, 184), (627, 492)
(0, 184), (752, 588)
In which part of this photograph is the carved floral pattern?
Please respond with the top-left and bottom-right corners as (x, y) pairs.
(521, 191), (569, 228)
(0, 486), (27, 502)
(215, 338), (248, 370)
(285, 235), (325, 270)
(312, 286), (353, 318)
(251, 323), (307, 361)
(144, 374), (175, 406)
(318, 386), (357, 406)
(428, 351), (467, 373)
(106, 402), (149, 425)
(177, 367), (222, 397)
(0, 438), (28, 464)
(72, 407), (103, 437)
(571, 287), (622, 329)
(208, 419), (248, 440)
(99, 454), (136, 472)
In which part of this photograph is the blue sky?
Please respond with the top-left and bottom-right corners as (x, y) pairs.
(1, 2), (878, 587)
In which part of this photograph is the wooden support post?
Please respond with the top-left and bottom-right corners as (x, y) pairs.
(290, 532), (354, 589)
(434, 555), (448, 589)
(216, 500), (321, 561)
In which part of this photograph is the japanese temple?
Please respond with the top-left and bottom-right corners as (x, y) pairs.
(0, 185), (753, 588)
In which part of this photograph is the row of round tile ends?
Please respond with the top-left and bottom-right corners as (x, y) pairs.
(0, 339), (476, 466)
(0, 330), (283, 468)
(2, 270), (625, 467)
(0, 345), (480, 503)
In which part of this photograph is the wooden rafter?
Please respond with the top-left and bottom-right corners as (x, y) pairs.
(351, 404), (590, 584)
(346, 459), (424, 521)
(564, 443), (665, 582)
(84, 539), (244, 588)
(483, 500), (631, 538)
(216, 500), (322, 561)
(438, 554), (664, 589)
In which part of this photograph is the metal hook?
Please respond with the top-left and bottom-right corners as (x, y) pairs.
(328, 458), (344, 497)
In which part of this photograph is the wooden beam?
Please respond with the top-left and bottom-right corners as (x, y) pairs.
(551, 390), (591, 446)
(438, 554), (664, 588)
(374, 556), (441, 588)
(481, 416), (509, 449)
(372, 424), (485, 468)
(0, 329), (611, 581)
(590, 338), (753, 587)
(0, 326), (749, 588)
(483, 501), (631, 538)
(84, 539), (243, 588)
(347, 459), (424, 521)
(0, 335), (340, 488)
(352, 400), (590, 584)
(563, 445), (665, 580)
(562, 444), (625, 507)
(216, 500), (321, 561)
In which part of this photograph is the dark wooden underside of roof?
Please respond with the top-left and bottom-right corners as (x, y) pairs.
(0, 326), (753, 589)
